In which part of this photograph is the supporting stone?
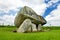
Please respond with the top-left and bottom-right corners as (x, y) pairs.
(17, 19), (31, 33)
(37, 24), (42, 31)
(32, 23), (37, 32)
(27, 23), (37, 32)
(27, 26), (32, 32)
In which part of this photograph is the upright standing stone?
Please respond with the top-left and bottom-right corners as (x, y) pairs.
(17, 19), (31, 33)
(38, 24), (42, 31)
(32, 23), (37, 32)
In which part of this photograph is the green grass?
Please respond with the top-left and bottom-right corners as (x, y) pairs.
(0, 26), (60, 40)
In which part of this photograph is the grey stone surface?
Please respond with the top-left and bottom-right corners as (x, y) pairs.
(17, 19), (31, 33)
(14, 6), (47, 33)
(32, 23), (37, 32)
(38, 24), (42, 31)
(28, 23), (37, 32)
(14, 6), (46, 27)
(17, 19), (37, 33)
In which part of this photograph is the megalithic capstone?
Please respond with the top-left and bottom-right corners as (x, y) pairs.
(14, 6), (47, 27)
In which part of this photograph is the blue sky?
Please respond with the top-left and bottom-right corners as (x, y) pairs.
(43, 0), (60, 17)
(0, 0), (60, 26)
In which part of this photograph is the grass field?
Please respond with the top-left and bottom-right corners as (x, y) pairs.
(0, 26), (60, 40)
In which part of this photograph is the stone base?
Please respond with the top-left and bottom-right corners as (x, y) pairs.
(17, 19), (42, 33)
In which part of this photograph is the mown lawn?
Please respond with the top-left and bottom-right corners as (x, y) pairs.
(0, 26), (60, 40)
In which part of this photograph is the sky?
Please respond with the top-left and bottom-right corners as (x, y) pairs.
(0, 0), (60, 26)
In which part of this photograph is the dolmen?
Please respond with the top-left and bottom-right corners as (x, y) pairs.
(14, 6), (47, 33)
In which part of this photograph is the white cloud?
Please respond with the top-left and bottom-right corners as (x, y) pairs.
(45, 4), (60, 26)
(46, 0), (59, 7)
(0, 0), (47, 25)
(19, 0), (46, 15)
(0, 0), (25, 13)
(22, 0), (44, 5)
(0, 15), (15, 25)
(0, 0), (46, 15)
(32, 4), (46, 15)
(1, 0), (59, 26)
